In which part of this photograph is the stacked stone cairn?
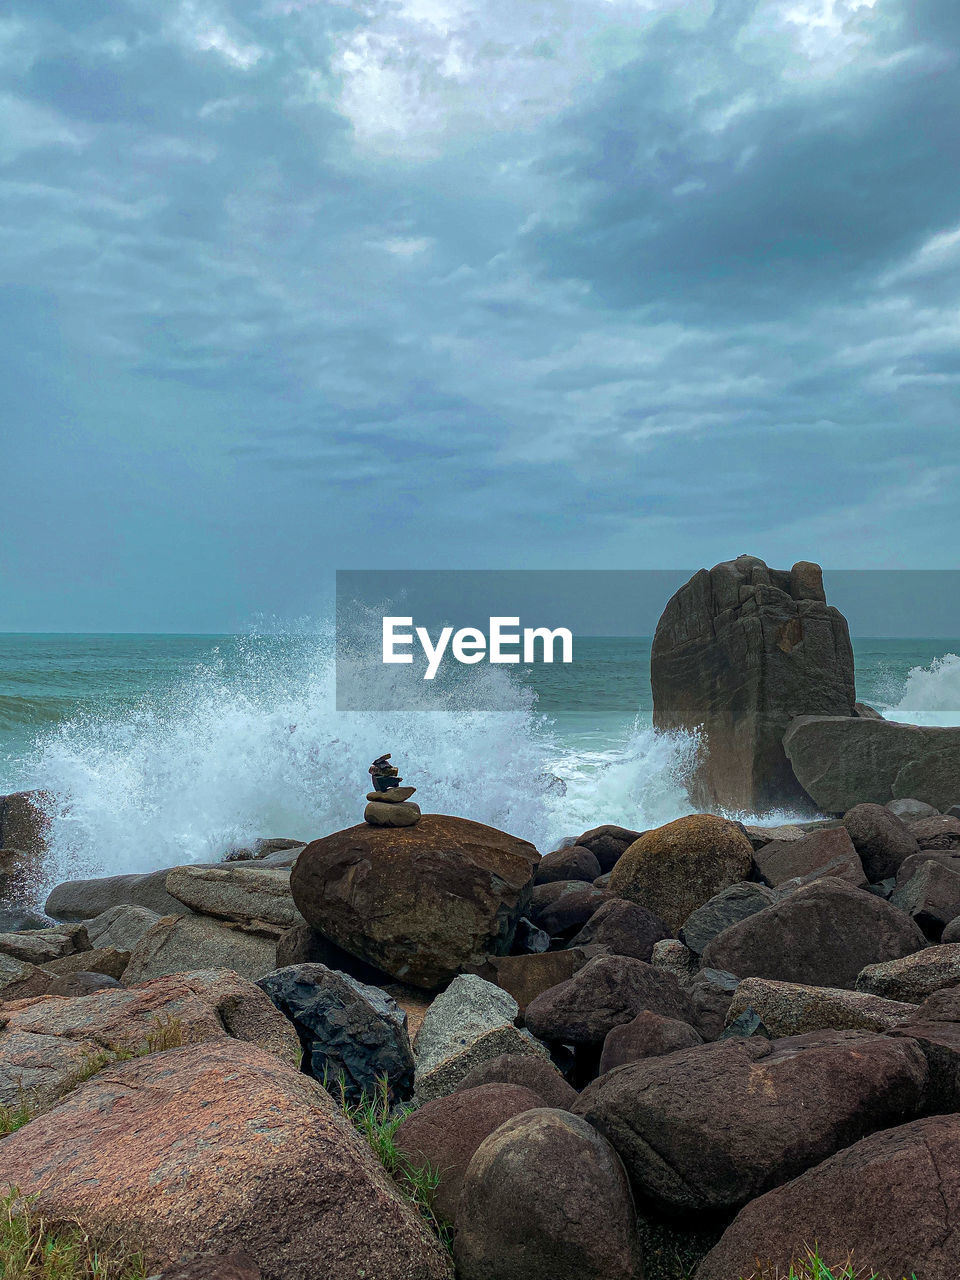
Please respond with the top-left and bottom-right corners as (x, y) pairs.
(364, 754), (421, 828)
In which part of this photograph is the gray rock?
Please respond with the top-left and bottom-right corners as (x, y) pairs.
(650, 938), (698, 983)
(45, 868), (194, 922)
(123, 914), (279, 985)
(84, 905), (162, 952)
(680, 882), (776, 955)
(784, 716), (960, 814)
(685, 967), (740, 1040)
(258, 964), (415, 1104)
(0, 922), (89, 965)
(47, 971), (123, 997)
(725, 976), (919, 1037)
(651, 556), (855, 812)
(842, 803), (919, 882)
(414, 974), (518, 1076)
(44, 945), (130, 980)
(414, 1024), (549, 1106)
(166, 864), (304, 928)
(742, 823), (807, 851)
(887, 798), (940, 821)
(719, 1007), (771, 1039)
(857, 944), (960, 1003)
(364, 787), (416, 804)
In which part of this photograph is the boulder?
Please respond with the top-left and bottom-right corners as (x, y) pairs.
(568, 898), (671, 961)
(701, 877), (927, 989)
(608, 814), (754, 932)
(289, 815), (538, 989)
(455, 1052), (578, 1109)
(898, 850), (960, 886)
(84, 904), (163, 952)
(599, 1009), (703, 1072)
(685, 967), (740, 1040)
(695, 1115), (960, 1280)
(857, 944), (960, 1002)
(528, 881), (608, 937)
(651, 557), (855, 812)
(912, 815), (960, 850)
(0, 1040), (452, 1280)
(46, 868), (192, 922)
(572, 824), (643, 874)
(258, 964), (415, 1103)
(476, 949), (589, 1014)
(0, 951), (53, 1003)
(892, 859), (960, 939)
(44, 945), (130, 980)
(123, 914), (278, 985)
(524, 954), (695, 1047)
(917, 985), (960, 1021)
(842, 803), (921, 880)
(0, 790), (49, 854)
(742, 822), (807, 850)
(0, 968), (301, 1108)
(47, 971), (123, 997)
(395, 1082), (545, 1222)
(511, 917), (551, 954)
(888, 1019), (960, 1112)
(274, 922), (395, 984)
(0, 846), (44, 904)
(414, 974), (517, 1074)
(534, 846), (601, 885)
(888, 797), (940, 820)
(575, 1030), (927, 1213)
(724, 976), (918, 1037)
(650, 937), (699, 983)
(413, 1023), (549, 1106)
(679, 883), (776, 955)
(166, 865), (303, 928)
(945, 915), (960, 944)
(783, 716), (960, 814)
(0, 922), (89, 965)
(753, 827), (866, 888)
(0, 906), (49, 932)
(454, 1108), (640, 1280)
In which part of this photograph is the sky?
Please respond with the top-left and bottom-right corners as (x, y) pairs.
(0, 0), (958, 631)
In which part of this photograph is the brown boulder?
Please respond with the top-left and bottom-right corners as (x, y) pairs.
(599, 1008), (702, 1072)
(0, 951), (53, 1003)
(608, 814), (754, 932)
(455, 1052), (578, 1109)
(45, 945), (130, 980)
(395, 1082), (544, 1222)
(913, 815), (960, 850)
(454, 1108), (640, 1280)
(891, 858), (960, 939)
(701, 877), (927, 989)
(0, 967), (301, 1108)
(0, 790), (49, 855)
(0, 1039), (452, 1280)
(575, 1030), (927, 1213)
(856, 943), (960, 1002)
(528, 881), (608, 937)
(479, 949), (588, 1014)
(573, 825), (644, 874)
(289, 815), (538, 989)
(695, 1115), (960, 1280)
(524, 953), (696, 1046)
(534, 845), (601, 884)
(753, 827), (865, 888)
(843, 803), (919, 881)
(651, 557), (855, 812)
(568, 897), (671, 961)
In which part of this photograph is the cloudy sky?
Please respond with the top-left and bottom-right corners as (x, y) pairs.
(0, 0), (957, 630)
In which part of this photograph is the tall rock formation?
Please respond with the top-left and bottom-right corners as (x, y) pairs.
(651, 555), (856, 813)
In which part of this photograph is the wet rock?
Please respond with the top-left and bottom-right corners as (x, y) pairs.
(842, 803), (920, 881)
(702, 877), (927, 989)
(575, 1030), (927, 1214)
(534, 845), (601, 885)
(290, 815), (538, 989)
(0, 1039), (452, 1280)
(568, 898), (671, 961)
(0, 906), (49, 932)
(572, 824), (644, 874)
(258, 963), (414, 1104)
(679, 883), (776, 955)
(528, 881), (608, 938)
(524, 954), (696, 1047)
(166, 865), (303, 928)
(395, 1082), (545, 1222)
(0, 790), (49, 855)
(857, 944), (960, 1003)
(455, 1052), (578, 1110)
(608, 814), (754, 932)
(754, 827), (866, 888)
(600, 1009), (703, 1072)
(724, 976), (918, 1037)
(454, 1108), (640, 1280)
(695, 1115), (960, 1280)
(123, 915), (278, 985)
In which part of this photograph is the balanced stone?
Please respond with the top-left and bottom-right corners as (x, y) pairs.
(365, 787), (416, 804)
(365, 801), (421, 827)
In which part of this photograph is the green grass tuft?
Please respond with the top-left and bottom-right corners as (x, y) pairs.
(0, 1189), (147, 1279)
(742, 1247), (919, 1279)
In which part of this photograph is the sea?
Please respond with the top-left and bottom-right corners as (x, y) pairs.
(1, 632), (959, 896)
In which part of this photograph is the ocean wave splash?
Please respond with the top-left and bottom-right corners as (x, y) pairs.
(881, 652), (960, 728)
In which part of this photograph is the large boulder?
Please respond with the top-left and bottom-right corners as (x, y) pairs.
(843, 803), (920, 880)
(0, 1040), (452, 1280)
(395, 1082), (545, 1222)
(0, 968), (301, 1108)
(912, 815), (960, 850)
(701, 877), (927, 989)
(258, 964), (414, 1103)
(289, 815), (538, 989)
(0, 951), (53, 1003)
(892, 859), (960, 939)
(166, 865), (303, 928)
(599, 1009), (703, 1072)
(455, 1052), (578, 1110)
(575, 1030), (927, 1214)
(695, 1115), (960, 1280)
(679, 883), (776, 955)
(857, 943), (960, 1002)
(572, 825), (643, 874)
(85, 905), (162, 952)
(533, 846), (601, 885)
(568, 897), (671, 960)
(608, 814), (753, 932)
(724, 977), (918, 1037)
(527, 881), (608, 937)
(454, 1108), (640, 1280)
(651, 556), (856, 812)
(46, 868), (192, 922)
(476, 949), (589, 1014)
(123, 914), (279, 985)
(784, 716), (960, 814)
(0, 922), (89, 964)
(753, 827), (866, 888)
(524, 954), (696, 1047)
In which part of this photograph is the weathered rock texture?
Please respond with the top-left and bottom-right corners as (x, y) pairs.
(290, 815), (538, 989)
(724, 977), (918, 1037)
(46, 869), (192, 922)
(123, 914), (278, 985)
(166, 865), (303, 928)
(0, 1040), (452, 1280)
(784, 716), (960, 814)
(651, 556), (856, 812)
